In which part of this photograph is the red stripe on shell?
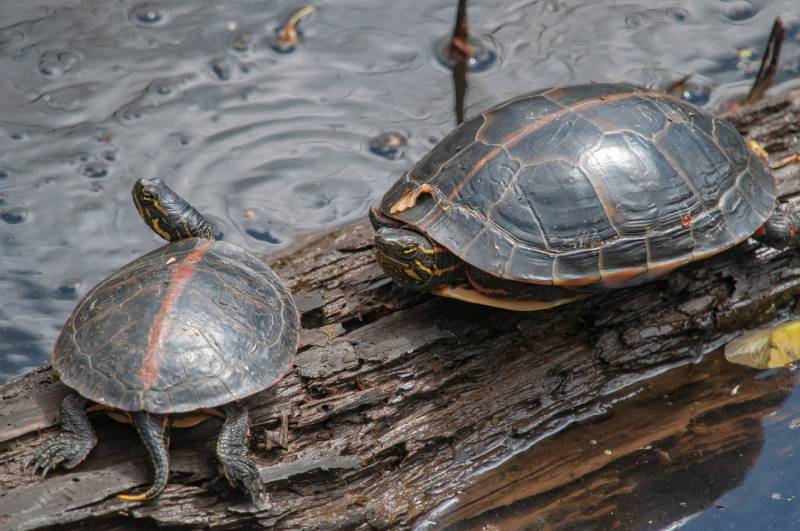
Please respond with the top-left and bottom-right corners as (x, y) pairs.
(139, 239), (213, 389)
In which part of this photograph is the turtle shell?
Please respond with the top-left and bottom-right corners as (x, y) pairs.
(376, 83), (776, 288)
(53, 238), (298, 414)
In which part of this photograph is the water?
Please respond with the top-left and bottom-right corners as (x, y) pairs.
(1, 1), (800, 526)
(435, 349), (800, 530)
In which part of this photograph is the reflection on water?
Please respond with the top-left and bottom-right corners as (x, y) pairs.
(1, 1), (799, 381)
(436, 349), (800, 530)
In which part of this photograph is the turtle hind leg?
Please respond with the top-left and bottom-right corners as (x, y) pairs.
(27, 393), (98, 476)
(216, 405), (269, 509)
(754, 202), (800, 249)
(117, 412), (171, 502)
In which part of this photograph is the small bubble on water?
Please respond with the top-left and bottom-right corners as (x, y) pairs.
(0, 169), (9, 179)
(210, 58), (232, 81)
(57, 279), (81, 297)
(434, 35), (497, 73)
(38, 51), (79, 76)
(168, 132), (191, 146)
(131, 3), (163, 25)
(1, 207), (28, 224)
(625, 14), (644, 28)
(231, 32), (254, 52)
(10, 132), (26, 141)
(103, 150), (118, 161)
(724, 1), (756, 22)
(82, 161), (109, 178)
(369, 132), (407, 160)
(667, 7), (689, 22)
(245, 228), (281, 244)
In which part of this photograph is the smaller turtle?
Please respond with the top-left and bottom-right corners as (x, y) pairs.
(27, 178), (299, 507)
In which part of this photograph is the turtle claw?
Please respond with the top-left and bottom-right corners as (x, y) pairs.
(221, 456), (269, 510)
(27, 394), (98, 479)
(27, 434), (82, 477)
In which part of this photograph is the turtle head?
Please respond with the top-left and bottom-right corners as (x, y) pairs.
(374, 227), (460, 290)
(132, 178), (215, 241)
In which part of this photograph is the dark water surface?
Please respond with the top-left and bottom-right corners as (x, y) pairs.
(2, 1), (800, 528)
(2, 0), (799, 381)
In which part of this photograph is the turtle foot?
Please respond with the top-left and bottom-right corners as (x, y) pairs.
(220, 454), (269, 510)
(26, 393), (97, 477)
(26, 433), (95, 477)
(216, 406), (269, 510)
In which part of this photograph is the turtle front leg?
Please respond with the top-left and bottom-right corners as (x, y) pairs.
(117, 412), (171, 502)
(26, 393), (98, 476)
(216, 405), (268, 509)
(754, 202), (800, 249)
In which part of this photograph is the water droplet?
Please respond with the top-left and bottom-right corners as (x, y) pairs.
(103, 150), (118, 162)
(38, 51), (80, 76)
(82, 161), (109, 178)
(57, 279), (81, 297)
(231, 32), (254, 52)
(245, 228), (281, 244)
(1, 207), (28, 224)
(434, 35), (497, 72)
(210, 58), (232, 81)
(130, 3), (163, 25)
(667, 8), (689, 22)
(169, 132), (191, 146)
(724, 1), (756, 22)
(369, 132), (407, 160)
(625, 14), (644, 28)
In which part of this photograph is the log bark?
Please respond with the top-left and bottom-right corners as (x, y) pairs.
(2, 90), (800, 530)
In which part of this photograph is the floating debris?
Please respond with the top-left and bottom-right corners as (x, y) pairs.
(273, 6), (316, 53)
(369, 132), (407, 160)
(724, 320), (800, 369)
(243, 208), (257, 219)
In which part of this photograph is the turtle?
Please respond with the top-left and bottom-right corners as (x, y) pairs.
(370, 83), (800, 311)
(26, 178), (299, 508)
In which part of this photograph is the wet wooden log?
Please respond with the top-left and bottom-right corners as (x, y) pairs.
(2, 90), (800, 530)
(438, 349), (799, 530)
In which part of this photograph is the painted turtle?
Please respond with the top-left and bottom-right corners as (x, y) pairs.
(371, 83), (800, 310)
(27, 179), (298, 507)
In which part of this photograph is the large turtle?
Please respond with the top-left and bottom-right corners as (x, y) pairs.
(27, 178), (298, 507)
(371, 83), (800, 310)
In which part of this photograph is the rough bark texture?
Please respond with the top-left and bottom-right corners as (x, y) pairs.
(1, 90), (800, 530)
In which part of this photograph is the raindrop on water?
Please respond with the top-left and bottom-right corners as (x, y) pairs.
(723, 1), (756, 22)
(625, 14), (645, 28)
(667, 7), (689, 22)
(130, 3), (163, 25)
(1, 207), (28, 224)
(82, 161), (109, 179)
(434, 35), (497, 73)
(210, 58), (232, 81)
(57, 279), (81, 297)
(245, 228), (281, 244)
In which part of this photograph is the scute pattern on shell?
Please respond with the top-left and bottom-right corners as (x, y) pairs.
(378, 83), (776, 287)
(53, 238), (298, 414)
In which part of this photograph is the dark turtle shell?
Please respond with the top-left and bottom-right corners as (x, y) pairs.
(53, 238), (298, 414)
(377, 83), (776, 288)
